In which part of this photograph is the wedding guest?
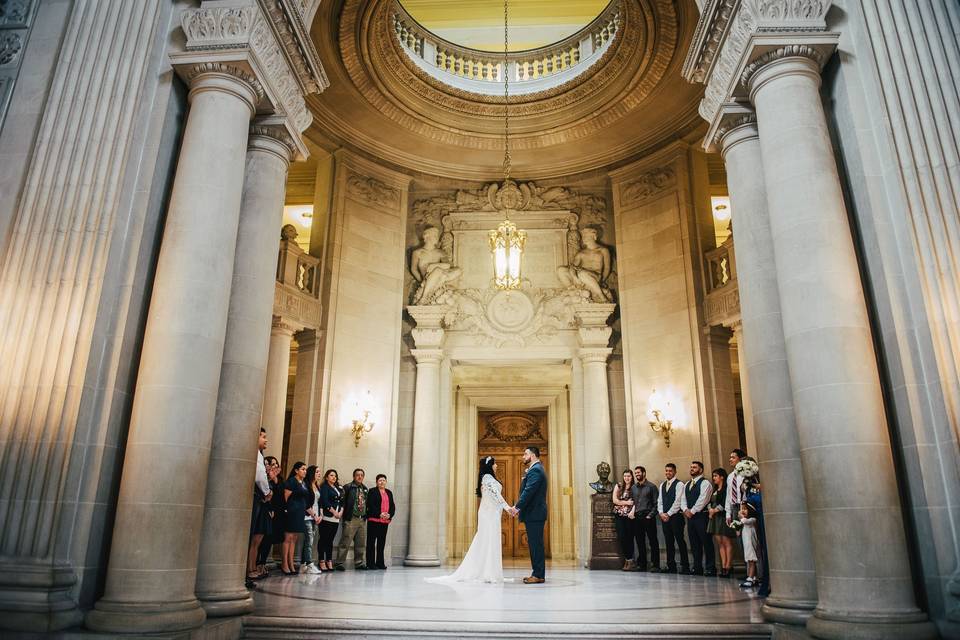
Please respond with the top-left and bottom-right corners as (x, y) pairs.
(247, 429), (273, 581)
(282, 462), (310, 575)
(335, 468), (369, 571)
(740, 457), (770, 596)
(725, 448), (747, 526)
(365, 474), (396, 570)
(707, 467), (736, 577)
(256, 457), (283, 574)
(632, 465), (660, 572)
(299, 465), (321, 574)
(682, 461), (715, 576)
(736, 503), (760, 589)
(612, 469), (636, 571)
(317, 469), (343, 572)
(657, 463), (689, 574)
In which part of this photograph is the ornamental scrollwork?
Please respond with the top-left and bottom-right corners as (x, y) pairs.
(619, 167), (676, 205)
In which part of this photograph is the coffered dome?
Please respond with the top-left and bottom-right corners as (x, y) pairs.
(306, 0), (705, 180)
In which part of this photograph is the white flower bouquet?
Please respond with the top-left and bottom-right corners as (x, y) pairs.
(735, 458), (760, 478)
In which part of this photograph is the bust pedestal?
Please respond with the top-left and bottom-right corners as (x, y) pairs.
(588, 493), (622, 569)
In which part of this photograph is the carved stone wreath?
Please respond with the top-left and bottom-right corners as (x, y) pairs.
(443, 287), (583, 347)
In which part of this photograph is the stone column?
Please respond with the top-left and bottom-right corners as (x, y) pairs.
(728, 322), (757, 458)
(262, 318), (296, 464)
(194, 125), (295, 617)
(574, 304), (616, 469)
(405, 305), (447, 567)
(744, 48), (936, 640)
(85, 64), (262, 634)
(286, 329), (322, 465)
(717, 115), (816, 627)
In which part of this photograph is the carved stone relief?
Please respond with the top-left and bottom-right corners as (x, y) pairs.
(619, 167), (676, 206)
(346, 171), (400, 209)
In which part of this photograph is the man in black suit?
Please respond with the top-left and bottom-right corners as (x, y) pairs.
(513, 446), (548, 584)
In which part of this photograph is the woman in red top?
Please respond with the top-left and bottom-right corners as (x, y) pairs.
(365, 474), (396, 570)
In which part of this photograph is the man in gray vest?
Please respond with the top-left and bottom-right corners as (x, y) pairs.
(656, 463), (689, 574)
(683, 460), (715, 576)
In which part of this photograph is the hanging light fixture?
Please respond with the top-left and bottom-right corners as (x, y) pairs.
(488, 0), (526, 291)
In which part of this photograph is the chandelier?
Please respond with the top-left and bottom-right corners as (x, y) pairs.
(488, 0), (526, 291)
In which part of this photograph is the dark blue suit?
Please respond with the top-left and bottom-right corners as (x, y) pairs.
(516, 462), (548, 579)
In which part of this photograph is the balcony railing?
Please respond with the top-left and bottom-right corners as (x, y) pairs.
(275, 225), (321, 331)
(703, 236), (740, 328)
(392, 0), (621, 95)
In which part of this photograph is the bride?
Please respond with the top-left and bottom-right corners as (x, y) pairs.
(427, 456), (515, 584)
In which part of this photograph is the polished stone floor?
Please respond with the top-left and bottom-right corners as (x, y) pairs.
(245, 562), (770, 638)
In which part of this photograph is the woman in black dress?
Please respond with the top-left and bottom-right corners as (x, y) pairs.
(708, 467), (737, 577)
(282, 461), (309, 575)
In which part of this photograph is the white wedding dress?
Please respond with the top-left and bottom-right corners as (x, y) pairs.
(427, 473), (512, 584)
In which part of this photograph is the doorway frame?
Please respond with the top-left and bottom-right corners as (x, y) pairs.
(446, 383), (576, 563)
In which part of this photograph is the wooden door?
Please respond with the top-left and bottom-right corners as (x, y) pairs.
(478, 411), (550, 559)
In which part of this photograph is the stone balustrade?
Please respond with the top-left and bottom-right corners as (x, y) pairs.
(274, 228), (321, 330)
(392, 0), (621, 95)
(703, 235), (740, 327)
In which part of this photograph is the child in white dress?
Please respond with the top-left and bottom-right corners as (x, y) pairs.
(737, 504), (759, 588)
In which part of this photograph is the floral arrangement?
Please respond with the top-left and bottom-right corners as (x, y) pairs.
(729, 518), (744, 531)
(735, 458), (760, 478)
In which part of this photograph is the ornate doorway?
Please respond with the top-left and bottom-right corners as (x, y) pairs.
(478, 411), (550, 558)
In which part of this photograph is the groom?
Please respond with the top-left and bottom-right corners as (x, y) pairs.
(512, 446), (547, 584)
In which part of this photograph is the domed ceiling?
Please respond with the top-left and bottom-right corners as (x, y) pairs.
(306, 0), (705, 181)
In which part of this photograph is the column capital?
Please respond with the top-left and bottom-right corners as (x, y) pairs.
(573, 302), (615, 349)
(708, 106), (758, 156)
(743, 45), (826, 101)
(410, 348), (444, 366)
(578, 347), (612, 365)
(249, 120), (299, 165)
(271, 315), (298, 336)
(408, 304), (450, 349)
(184, 62), (264, 116)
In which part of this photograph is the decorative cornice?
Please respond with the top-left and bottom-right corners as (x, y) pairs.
(174, 0), (327, 147)
(740, 43), (825, 88)
(683, 0), (837, 128)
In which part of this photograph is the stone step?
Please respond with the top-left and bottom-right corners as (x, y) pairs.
(242, 616), (772, 639)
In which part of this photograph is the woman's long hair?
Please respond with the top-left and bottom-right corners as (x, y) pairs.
(305, 465), (318, 503)
(712, 467), (728, 488)
(476, 456), (497, 497)
(288, 461), (306, 480)
(617, 469), (635, 493)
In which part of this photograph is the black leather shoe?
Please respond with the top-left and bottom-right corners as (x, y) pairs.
(334, 565), (345, 572)
(376, 565), (388, 570)
(356, 565), (368, 571)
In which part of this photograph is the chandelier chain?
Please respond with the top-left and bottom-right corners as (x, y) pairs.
(502, 0), (511, 179)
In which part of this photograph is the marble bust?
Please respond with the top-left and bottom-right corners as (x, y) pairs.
(410, 226), (462, 305)
(557, 227), (613, 303)
(589, 461), (614, 494)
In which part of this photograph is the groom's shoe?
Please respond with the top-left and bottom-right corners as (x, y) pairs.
(523, 576), (545, 584)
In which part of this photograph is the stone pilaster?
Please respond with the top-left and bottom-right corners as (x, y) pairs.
(0, 1), (169, 631)
(716, 112), (816, 628)
(404, 305), (448, 567)
(195, 124), (296, 617)
(744, 48), (936, 640)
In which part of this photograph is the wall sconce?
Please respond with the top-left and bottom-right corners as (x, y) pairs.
(350, 391), (375, 447)
(648, 388), (675, 448)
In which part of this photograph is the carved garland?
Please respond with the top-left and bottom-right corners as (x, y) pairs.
(346, 172), (400, 209)
(619, 167), (676, 206)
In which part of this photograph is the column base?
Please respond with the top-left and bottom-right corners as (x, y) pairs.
(0, 559), (83, 632)
(85, 597), (206, 634)
(762, 598), (816, 626)
(198, 588), (254, 618)
(807, 610), (938, 640)
(404, 556), (441, 567)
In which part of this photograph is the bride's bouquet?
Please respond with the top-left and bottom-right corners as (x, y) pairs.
(735, 458), (759, 478)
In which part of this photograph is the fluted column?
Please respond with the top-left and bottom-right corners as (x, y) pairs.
(195, 126), (295, 616)
(745, 48), (936, 640)
(262, 318), (296, 463)
(405, 305), (447, 567)
(717, 115), (816, 627)
(85, 64), (261, 635)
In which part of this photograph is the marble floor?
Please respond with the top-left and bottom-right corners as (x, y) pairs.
(244, 563), (770, 639)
